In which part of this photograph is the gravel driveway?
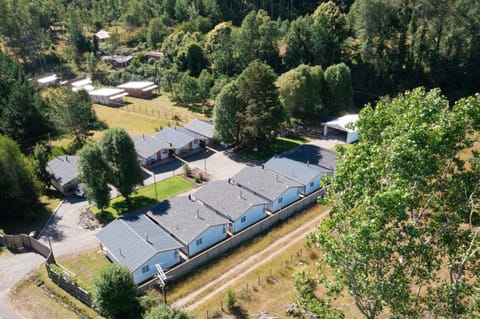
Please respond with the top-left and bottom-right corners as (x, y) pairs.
(0, 196), (99, 319)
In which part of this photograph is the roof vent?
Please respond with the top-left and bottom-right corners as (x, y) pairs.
(119, 247), (124, 257)
(239, 190), (244, 200)
(145, 232), (151, 244)
(65, 155), (69, 162)
(196, 208), (199, 219)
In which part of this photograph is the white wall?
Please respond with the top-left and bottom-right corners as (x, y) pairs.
(132, 250), (181, 285)
(304, 175), (322, 195)
(187, 224), (228, 256)
(271, 187), (300, 212)
(347, 131), (358, 143)
(232, 205), (267, 233)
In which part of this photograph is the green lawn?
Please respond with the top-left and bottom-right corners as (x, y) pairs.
(240, 136), (309, 160)
(92, 176), (193, 224)
(58, 248), (110, 291)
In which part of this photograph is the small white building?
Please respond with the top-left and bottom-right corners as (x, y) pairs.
(117, 81), (158, 98)
(70, 77), (94, 92)
(323, 114), (359, 143)
(88, 88), (128, 106)
(95, 30), (110, 42)
(37, 74), (58, 88)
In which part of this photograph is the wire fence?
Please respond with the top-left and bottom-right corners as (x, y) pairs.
(123, 104), (193, 124)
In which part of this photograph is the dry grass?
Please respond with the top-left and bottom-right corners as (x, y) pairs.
(165, 205), (328, 303)
(58, 248), (110, 289)
(9, 269), (102, 319)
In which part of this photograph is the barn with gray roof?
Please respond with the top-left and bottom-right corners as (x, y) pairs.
(46, 155), (79, 195)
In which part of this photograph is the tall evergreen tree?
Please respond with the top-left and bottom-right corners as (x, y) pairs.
(237, 61), (285, 147)
(0, 135), (39, 220)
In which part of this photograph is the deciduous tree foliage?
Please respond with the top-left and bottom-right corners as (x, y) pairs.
(277, 64), (324, 123)
(99, 128), (143, 200)
(213, 81), (241, 144)
(324, 63), (353, 114)
(0, 135), (39, 220)
(306, 88), (480, 318)
(93, 263), (140, 319)
(77, 142), (111, 211)
(32, 143), (51, 188)
(143, 304), (193, 319)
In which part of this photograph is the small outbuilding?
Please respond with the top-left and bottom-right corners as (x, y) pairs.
(147, 197), (230, 257)
(230, 166), (302, 213)
(102, 55), (133, 68)
(46, 155), (79, 195)
(145, 51), (163, 63)
(88, 88), (128, 106)
(132, 135), (174, 166)
(117, 81), (158, 98)
(37, 74), (58, 88)
(323, 114), (359, 143)
(263, 156), (331, 195)
(183, 119), (215, 145)
(154, 127), (202, 156)
(70, 77), (94, 92)
(96, 214), (183, 285)
(193, 181), (270, 234)
(95, 30), (110, 42)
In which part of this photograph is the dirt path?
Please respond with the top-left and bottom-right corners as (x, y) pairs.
(173, 208), (331, 311)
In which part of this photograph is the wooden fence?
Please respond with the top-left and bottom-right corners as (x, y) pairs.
(138, 188), (325, 293)
(0, 233), (92, 307)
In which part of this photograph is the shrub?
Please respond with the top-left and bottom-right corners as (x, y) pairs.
(226, 289), (236, 311)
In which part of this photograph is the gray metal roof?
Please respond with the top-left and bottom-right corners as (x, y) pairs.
(46, 155), (78, 187)
(175, 127), (207, 141)
(230, 166), (302, 201)
(184, 119), (214, 139)
(146, 197), (229, 245)
(96, 214), (183, 272)
(193, 181), (269, 220)
(154, 127), (194, 149)
(263, 156), (331, 186)
(132, 135), (172, 159)
(282, 144), (337, 171)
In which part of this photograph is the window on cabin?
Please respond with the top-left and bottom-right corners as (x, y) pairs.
(278, 197), (283, 204)
(194, 139), (198, 144)
(241, 216), (246, 223)
(142, 265), (150, 273)
(196, 238), (203, 246)
(310, 182), (314, 187)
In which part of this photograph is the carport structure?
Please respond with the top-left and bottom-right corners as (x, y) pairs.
(323, 114), (359, 143)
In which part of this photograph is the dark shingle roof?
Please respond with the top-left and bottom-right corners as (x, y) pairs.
(282, 144), (337, 171)
(263, 156), (331, 186)
(154, 127), (194, 149)
(184, 119), (214, 139)
(132, 135), (172, 159)
(147, 197), (229, 245)
(46, 155), (78, 187)
(193, 181), (269, 220)
(230, 166), (302, 201)
(96, 214), (183, 271)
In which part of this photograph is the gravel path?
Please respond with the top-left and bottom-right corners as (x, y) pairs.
(173, 209), (330, 311)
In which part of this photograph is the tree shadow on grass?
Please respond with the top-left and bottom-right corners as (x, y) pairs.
(229, 305), (249, 319)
